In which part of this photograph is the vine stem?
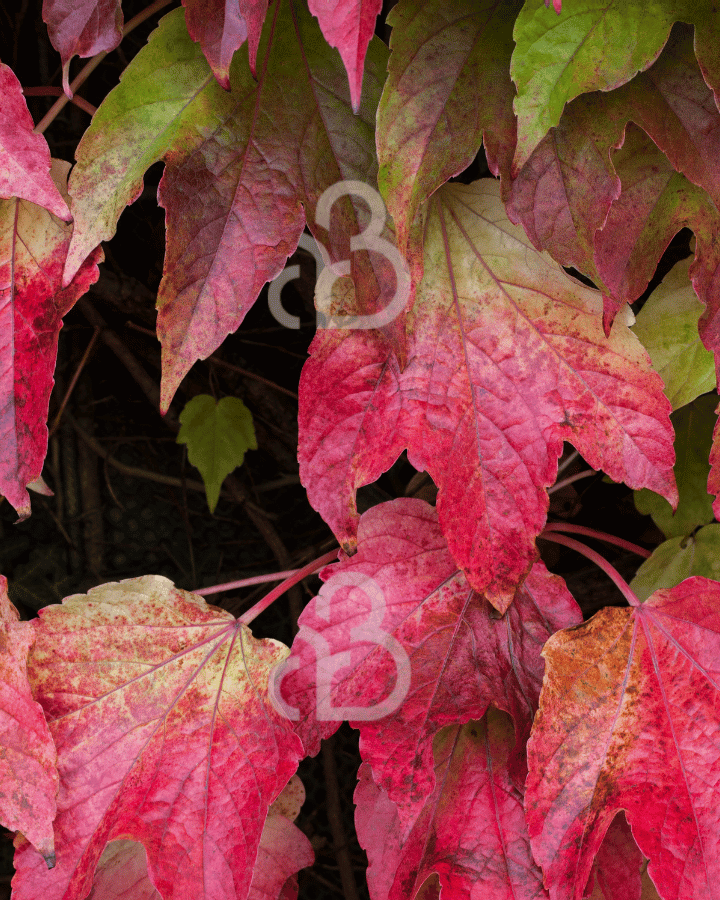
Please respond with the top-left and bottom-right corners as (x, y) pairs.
(196, 569), (300, 596)
(539, 531), (640, 607)
(33, 0), (173, 135)
(238, 550), (339, 625)
(542, 522), (651, 558)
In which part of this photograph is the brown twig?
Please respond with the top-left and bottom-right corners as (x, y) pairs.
(48, 326), (100, 438)
(322, 733), (360, 900)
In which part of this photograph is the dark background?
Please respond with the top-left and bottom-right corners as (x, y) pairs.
(0, 2), (691, 897)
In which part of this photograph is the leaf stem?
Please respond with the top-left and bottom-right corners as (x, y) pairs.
(196, 569), (300, 596)
(33, 0), (174, 134)
(539, 531), (640, 607)
(549, 469), (596, 493)
(238, 550), (339, 625)
(542, 522), (651, 558)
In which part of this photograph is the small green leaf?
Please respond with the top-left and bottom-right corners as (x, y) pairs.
(176, 395), (257, 513)
(633, 393), (716, 539)
(632, 256), (715, 410)
(630, 523), (720, 601)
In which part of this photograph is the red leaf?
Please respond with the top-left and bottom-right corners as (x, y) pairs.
(377, 0), (519, 267)
(11, 575), (305, 900)
(84, 777), (313, 900)
(0, 160), (100, 518)
(182, 0), (268, 88)
(0, 64), (70, 220)
(299, 180), (676, 609)
(155, 0), (388, 409)
(42, 0), (123, 95)
(274, 498), (581, 826)
(0, 575), (57, 864)
(308, 0), (382, 113)
(355, 711), (548, 900)
(584, 814), (642, 900)
(525, 577), (720, 900)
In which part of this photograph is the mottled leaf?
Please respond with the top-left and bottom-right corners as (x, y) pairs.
(308, 0), (382, 113)
(182, 0), (268, 88)
(12, 575), (304, 900)
(0, 160), (100, 518)
(0, 575), (57, 863)
(42, 0), (123, 94)
(526, 577), (720, 900)
(377, 0), (520, 264)
(274, 497), (581, 825)
(299, 180), (676, 609)
(0, 64), (69, 220)
(510, 1), (717, 173)
(355, 712), (548, 900)
(177, 394), (257, 513)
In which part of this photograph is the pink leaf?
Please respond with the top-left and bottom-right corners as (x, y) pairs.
(299, 180), (676, 609)
(0, 160), (100, 519)
(0, 64), (69, 220)
(355, 711), (548, 900)
(275, 497), (581, 826)
(584, 814), (642, 900)
(182, 0), (268, 88)
(12, 575), (305, 900)
(308, 0), (382, 113)
(0, 575), (57, 864)
(526, 577), (720, 900)
(42, 0), (123, 96)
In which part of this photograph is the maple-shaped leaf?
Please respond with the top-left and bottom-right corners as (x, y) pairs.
(631, 256), (715, 410)
(273, 497), (581, 826)
(308, 0), (382, 113)
(510, 1), (719, 173)
(176, 394), (257, 513)
(583, 814), (642, 900)
(0, 64), (69, 220)
(634, 393), (716, 540)
(182, 0), (268, 89)
(42, 0), (123, 96)
(355, 711), (548, 900)
(1, 159), (101, 519)
(84, 777), (313, 900)
(630, 523), (720, 601)
(63, 5), (388, 413)
(299, 179), (677, 609)
(11, 574), (305, 900)
(525, 576), (720, 900)
(0, 575), (57, 864)
(376, 0), (520, 272)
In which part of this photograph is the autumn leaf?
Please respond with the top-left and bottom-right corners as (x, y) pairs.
(84, 776), (313, 900)
(182, 0), (268, 88)
(583, 814), (642, 900)
(308, 0), (382, 113)
(12, 575), (305, 900)
(42, 0), (123, 96)
(0, 64), (70, 220)
(0, 575), (57, 865)
(355, 711), (548, 900)
(376, 0), (520, 266)
(510, 1), (720, 174)
(299, 179), (677, 609)
(0, 160), (100, 519)
(176, 394), (257, 513)
(525, 576), (720, 900)
(274, 497), (581, 826)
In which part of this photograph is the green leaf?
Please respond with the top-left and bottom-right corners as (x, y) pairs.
(634, 393), (716, 538)
(510, 0), (716, 172)
(176, 395), (257, 513)
(632, 256), (715, 410)
(630, 523), (720, 601)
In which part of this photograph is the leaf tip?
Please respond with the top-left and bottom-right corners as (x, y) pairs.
(44, 852), (56, 870)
